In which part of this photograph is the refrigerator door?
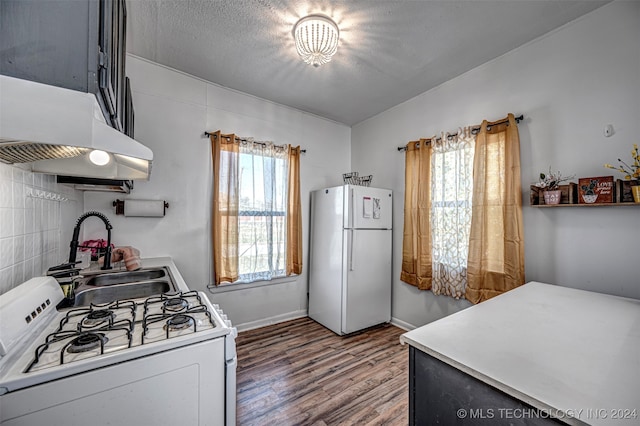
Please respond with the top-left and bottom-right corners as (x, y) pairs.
(342, 229), (392, 334)
(344, 185), (392, 230)
(308, 186), (345, 335)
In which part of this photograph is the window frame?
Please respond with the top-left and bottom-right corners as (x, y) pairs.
(234, 149), (288, 284)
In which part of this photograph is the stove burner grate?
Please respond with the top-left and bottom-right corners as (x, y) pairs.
(25, 324), (134, 373)
(60, 300), (136, 332)
(142, 305), (214, 343)
(23, 291), (220, 373)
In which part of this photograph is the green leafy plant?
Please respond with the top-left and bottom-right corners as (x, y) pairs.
(604, 143), (640, 181)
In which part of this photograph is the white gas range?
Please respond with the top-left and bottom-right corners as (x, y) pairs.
(0, 276), (237, 426)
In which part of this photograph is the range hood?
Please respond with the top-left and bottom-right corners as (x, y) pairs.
(0, 75), (152, 180)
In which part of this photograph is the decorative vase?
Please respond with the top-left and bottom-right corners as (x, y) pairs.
(632, 185), (640, 203)
(543, 190), (562, 205)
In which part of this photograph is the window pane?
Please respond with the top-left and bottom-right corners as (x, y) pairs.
(430, 135), (474, 298)
(236, 146), (288, 282)
(238, 215), (286, 282)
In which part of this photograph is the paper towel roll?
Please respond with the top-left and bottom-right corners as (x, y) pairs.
(124, 200), (166, 217)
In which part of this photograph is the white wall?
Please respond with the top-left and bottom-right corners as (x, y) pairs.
(352, 1), (640, 329)
(83, 56), (351, 329)
(0, 163), (83, 294)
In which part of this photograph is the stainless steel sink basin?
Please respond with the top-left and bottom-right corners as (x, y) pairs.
(74, 281), (172, 305)
(85, 268), (166, 286)
(69, 267), (177, 307)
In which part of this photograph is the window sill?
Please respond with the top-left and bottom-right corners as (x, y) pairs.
(207, 275), (299, 294)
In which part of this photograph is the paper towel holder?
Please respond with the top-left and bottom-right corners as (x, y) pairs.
(113, 199), (169, 216)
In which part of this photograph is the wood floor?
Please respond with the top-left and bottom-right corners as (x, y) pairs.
(236, 317), (408, 426)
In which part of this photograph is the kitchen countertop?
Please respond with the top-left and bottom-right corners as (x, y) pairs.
(400, 282), (640, 425)
(79, 256), (190, 292)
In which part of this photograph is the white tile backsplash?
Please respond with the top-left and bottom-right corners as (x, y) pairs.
(0, 180), (11, 207)
(0, 208), (11, 238)
(0, 162), (81, 294)
(0, 236), (12, 269)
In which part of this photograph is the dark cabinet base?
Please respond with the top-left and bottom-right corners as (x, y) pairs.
(409, 347), (567, 425)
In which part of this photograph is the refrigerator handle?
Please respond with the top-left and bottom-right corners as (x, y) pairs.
(350, 187), (355, 229)
(349, 229), (355, 271)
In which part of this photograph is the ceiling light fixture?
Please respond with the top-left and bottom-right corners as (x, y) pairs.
(292, 14), (339, 67)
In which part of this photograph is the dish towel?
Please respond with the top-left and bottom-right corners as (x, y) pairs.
(111, 246), (142, 271)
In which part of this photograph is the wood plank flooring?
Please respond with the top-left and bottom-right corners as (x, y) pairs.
(236, 317), (408, 426)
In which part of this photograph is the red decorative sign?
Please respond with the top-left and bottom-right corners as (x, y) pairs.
(578, 176), (614, 204)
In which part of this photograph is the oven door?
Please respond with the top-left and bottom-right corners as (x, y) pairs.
(1, 338), (225, 426)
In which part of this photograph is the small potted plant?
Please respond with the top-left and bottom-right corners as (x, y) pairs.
(534, 168), (575, 205)
(604, 143), (640, 203)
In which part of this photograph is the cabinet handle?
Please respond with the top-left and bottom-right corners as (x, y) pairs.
(98, 51), (107, 68)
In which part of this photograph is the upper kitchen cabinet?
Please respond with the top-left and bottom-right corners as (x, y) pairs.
(99, 0), (128, 133)
(0, 0), (131, 134)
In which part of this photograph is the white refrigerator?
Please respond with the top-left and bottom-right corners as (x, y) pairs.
(308, 185), (392, 335)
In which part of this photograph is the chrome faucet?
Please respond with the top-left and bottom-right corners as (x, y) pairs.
(68, 211), (113, 270)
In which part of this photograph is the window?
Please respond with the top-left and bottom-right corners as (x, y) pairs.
(399, 129), (475, 298)
(210, 131), (303, 286)
(430, 131), (474, 298)
(401, 114), (525, 304)
(237, 143), (288, 282)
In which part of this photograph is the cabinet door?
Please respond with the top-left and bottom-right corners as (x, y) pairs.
(114, 0), (127, 131)
(409, 348), (563, 425)
(98, 0), (126, 131)
(0, 0), (95, 92)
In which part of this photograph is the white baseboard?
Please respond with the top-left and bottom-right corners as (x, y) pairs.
(235, 310), (308, 333)
(235, 313), (417, 333)
(390, 317), (416, 331)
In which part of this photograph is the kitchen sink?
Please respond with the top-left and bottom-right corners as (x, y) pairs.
(69, 267), (178, 307)
(74, 280), (173, 305)
(84, 268), (167, 286)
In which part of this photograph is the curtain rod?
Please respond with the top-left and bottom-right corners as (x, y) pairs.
(204, 131), (306, 153)
(396, 114), (523, 152)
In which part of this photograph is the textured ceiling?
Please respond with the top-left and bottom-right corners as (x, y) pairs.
(126, 0), (609, 126)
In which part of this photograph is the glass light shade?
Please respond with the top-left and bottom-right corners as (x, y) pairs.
(89, 149), (111, 166)
(293, 14), (339, 67)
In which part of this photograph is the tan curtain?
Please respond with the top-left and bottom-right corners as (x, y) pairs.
(286, 145), (303, 275)
(466, 113), (525, 303)
(400, 139), (433, 290)
(210, 131), (240, 285)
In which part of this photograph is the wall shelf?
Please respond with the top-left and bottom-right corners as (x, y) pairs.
(530, 180), (639, 207)
(531, 202), (639, 208)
